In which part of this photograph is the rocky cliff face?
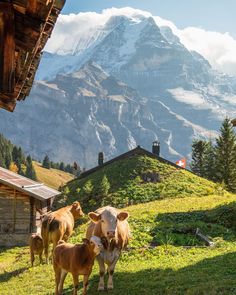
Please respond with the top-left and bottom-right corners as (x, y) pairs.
(2, 13), (236, 168)
(0, 63), (159, 167)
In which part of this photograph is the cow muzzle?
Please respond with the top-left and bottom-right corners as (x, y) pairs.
(107, 231), (116, 239)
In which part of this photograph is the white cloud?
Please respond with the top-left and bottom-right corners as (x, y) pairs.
(167, 88), (210, 108)
(222, 94), (236, 105)
(177, 27), (236, 76)
(46, 7), (236, 75)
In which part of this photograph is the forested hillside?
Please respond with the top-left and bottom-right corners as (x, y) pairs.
(0, 134), (36, 180)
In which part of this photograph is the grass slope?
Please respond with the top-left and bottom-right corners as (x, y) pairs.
(33, 162), (74, 190)
(2, 194), (236, 294)
(64, 155), (224, 210)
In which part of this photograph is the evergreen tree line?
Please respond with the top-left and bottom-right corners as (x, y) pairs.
(191, 118), (236, 192)
(0, 134), (37, 180)
(42, 155), (81, 176)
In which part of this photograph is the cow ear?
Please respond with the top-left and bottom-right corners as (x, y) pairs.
(88, 212), (101, 223)
(117, 211), (129, 221)
(82, 238), (89, 245)
(72, 201), (80, 208)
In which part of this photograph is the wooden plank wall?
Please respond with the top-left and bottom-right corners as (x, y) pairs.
(0, 185), (31, 234)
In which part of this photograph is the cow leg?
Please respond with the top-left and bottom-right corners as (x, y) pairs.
(44, 239), (49, 264)
(52, 240), (58, 260)
(39, 252), (43, 265)
(54, 267), (61, 295)
(30, 251), (35, 267)
(58, 269), (67, 294)
(97, 255), (106, 291)
(82, 274), (89, 295)
(107, 254), (120, 290)
(72, 273), (79, 295)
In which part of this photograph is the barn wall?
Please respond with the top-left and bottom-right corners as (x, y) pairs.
(0, 186), (33, 246)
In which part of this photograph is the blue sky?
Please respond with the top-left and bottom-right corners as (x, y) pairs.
(62, 0), (236, 37)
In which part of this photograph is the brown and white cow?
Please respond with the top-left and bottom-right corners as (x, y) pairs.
(29, 233), (43, 266)
(86, 206), (131, 290)
(53, 236), (103, 295)
(41, 201), (84, 262)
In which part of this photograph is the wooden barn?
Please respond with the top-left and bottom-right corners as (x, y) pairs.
(0, 167), (61, 246)
(0, 0), (66, 112)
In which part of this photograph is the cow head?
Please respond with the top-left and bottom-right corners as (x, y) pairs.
(88, 207), (129, 239)
(83, 236), (103, 255)
(70, 201), (84, 220)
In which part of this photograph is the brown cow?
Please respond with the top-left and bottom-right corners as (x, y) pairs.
(41, 201), (84, 263)
(86, 206), (131, 290)
(29, 233), (43, 267)
(53, 236), (103, 295)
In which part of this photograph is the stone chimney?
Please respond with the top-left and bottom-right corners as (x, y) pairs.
(98, 152), (104, 166)
(152, 141), (160, 157)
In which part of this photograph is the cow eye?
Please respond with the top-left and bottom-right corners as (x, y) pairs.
(101, 220), (104, 223)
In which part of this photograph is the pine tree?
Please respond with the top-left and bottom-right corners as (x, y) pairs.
(215, 118), (236, 192)
(25, 156), (37, 180)
(12, 146), (18, 162)
(12, 146), (25, 174)
(99, 175), (110, 196)
(83, 180), (93, 196)
(190, 139), (208, 177)
(42, 155), (51, 169)
(59, 162), (65, 171)
(0, 134), (13, 168)
(204, 140), (216, 181)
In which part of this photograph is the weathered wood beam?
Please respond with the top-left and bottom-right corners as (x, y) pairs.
(15, 11), (43, 51)
(54, 0), (66, 10)
(12, 0), (28, 8)
(0, 3), (15, 94)
(195, 228), (215, 247)
(26, 0), (53, 21)
(0, 97), (16, 112)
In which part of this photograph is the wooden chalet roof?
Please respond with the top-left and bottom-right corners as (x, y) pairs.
(231, 118), (236, 127)
(0, 0), (66, 112)
(68, 145), (184, 184)
(0, 166), (61, 201)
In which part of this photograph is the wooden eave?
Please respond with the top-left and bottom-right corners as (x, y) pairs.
(0, 0), (66, 112)
(0, 167), (61, 201)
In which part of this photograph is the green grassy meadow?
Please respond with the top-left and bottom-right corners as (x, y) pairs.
(63, 155), (223, 211)
(2, 194), (236, 294)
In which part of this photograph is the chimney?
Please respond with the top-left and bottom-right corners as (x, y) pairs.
(152, 141), (160, 157)
(98, 152), (104, 166)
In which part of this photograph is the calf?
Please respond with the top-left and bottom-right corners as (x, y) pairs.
(53, 237), (103, 295)
(29, 233), (43, 267)
(86, 206), (131, 290)
(41, 201), (84, 262)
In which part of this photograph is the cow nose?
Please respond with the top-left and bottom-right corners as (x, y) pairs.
(107, 231), (115, 238)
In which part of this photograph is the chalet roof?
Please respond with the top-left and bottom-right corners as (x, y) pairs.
(0, 0), (66, 112)
(0, 167), (60, 201)
(68, 145), (184, 184)
(231, 118), (236, 127)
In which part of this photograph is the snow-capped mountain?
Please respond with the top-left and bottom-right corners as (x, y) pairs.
(0, 62), (218, 168)
(2, 10), (236, 167)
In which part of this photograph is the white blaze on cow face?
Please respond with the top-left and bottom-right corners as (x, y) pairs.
(90, 236), (103, 255)
(88, 207), (129, 239)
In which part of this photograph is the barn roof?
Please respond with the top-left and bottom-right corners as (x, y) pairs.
(68, 145), (184, 184)
(0, 0), (66, 112)
(0, 167), (60, 201)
